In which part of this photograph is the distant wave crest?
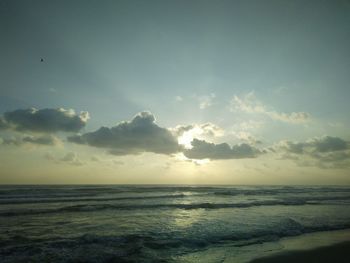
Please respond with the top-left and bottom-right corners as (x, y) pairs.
(1, 197), (349, 217)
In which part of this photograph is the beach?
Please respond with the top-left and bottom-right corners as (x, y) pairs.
(250, 241), (350, 263)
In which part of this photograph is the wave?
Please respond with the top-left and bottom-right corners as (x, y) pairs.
(1, 220), (350, 263)
(213, 188), (350, 196)
(2, 197), (349, 217)
(1, 186), (349, 205)
(1, 186), (348, 200)
(0, 194), (187, 205)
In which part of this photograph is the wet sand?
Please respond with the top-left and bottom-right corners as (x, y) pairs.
(250, 241), (350, 263)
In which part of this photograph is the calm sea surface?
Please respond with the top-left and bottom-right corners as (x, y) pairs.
(0, 185), (349, 262)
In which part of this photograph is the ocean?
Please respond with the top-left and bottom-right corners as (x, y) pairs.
(0, 185), (349, 262)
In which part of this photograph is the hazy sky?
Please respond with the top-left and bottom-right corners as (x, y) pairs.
(1, 0), (350, 184)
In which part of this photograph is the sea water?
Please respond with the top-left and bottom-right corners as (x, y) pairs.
(0, 185), (349, 262)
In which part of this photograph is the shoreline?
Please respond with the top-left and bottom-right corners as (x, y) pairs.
(249, 241), (350, 263)
(176, 228), (350, 263)
(246, 228), (350, 263)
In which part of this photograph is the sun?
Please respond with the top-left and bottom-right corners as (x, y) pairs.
(177, 127), (204, 149)
(178, 131), (194, 149)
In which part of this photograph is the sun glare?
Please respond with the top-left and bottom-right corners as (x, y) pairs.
(174, 152), (210, 166)
(177, 127), (204, 149)
(178, 132), (194, 149)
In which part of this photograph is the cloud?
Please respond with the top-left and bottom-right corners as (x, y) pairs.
(60, 152), (84, 166)
(171, 124), (194, 136)
(61, 152), (76, 162)
(233, 131), (262, 145)
(183, 139), (262, 160)
(313, 151), (350, 163)
(230, 92), (310, 124)
(197, 93), (215, 109)
(198, 123), (225, 137)
(279, 141), (305, 154)
(0, 135), (60, 146)
(275, 136), (350, 168)
(68, 111), (181, 155)
(43, 152), (83, 165)
(173, 122), (225, 149)
(312, 136), (348, 153)
(49, 88), (57, 93)
(280, 136), (349, 155)
(44, 152), (56, 161)
(113, 160), (124, 165)
(0, 117), (8, 130)
(90, 156), (100, 162)
(238, 120), (263, 131)
(173, 123), (224, 137)
(2, 108), (89, 133)
(22, 135), (60, 145)
(0, 137), (22, 146)
(175, 96), (183, 102)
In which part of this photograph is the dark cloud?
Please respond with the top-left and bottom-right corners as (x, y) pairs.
(313, 136), (348, 153)
(3, 108), (89, 133)
(184, 139), (262, 160)
(282, 141), (305, 154)
(276, 136), (350, 168)
(68, 111), (182, 155)
(172, 124), (194, 136)
(312, 151), (350, 163)
(281, 136), (349, 155)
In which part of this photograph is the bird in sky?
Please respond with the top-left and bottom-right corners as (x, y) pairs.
(40, 58), (44, 62)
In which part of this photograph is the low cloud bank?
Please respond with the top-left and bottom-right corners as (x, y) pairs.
(275, 136), (350, 169)
(1, 135), (60, 146)
(1, 108), (89, 133)
(184, 139), (262, 160)
(280, 136), (349, 155)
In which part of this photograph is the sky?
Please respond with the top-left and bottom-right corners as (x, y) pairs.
(1, 0), (350, 184)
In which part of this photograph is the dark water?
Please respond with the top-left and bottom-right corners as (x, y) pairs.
(0, 185), (350, 262)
